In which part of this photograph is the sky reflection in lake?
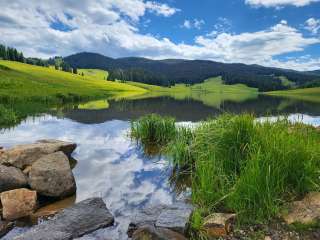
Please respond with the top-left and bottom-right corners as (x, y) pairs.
(0, 110), (319, 239)
(0, 115), (178, 240)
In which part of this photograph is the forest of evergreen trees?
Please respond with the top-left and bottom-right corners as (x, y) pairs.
(0, 44), (77, 73)
(0, 44), (24, 62)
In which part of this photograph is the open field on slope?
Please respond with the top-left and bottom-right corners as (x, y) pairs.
(127, 77), (259, 108)
(79, 68), (109, 80)
(0, 61), (146, 102)
(266, 87), (320, 103)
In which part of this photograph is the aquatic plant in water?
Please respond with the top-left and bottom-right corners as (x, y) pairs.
(131, 113), (320, 226)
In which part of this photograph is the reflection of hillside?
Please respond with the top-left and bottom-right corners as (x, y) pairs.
(63, 97), (220, 123)
(62, 95), (320, 124)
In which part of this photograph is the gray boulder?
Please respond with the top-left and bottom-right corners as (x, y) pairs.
(155, 208), (193, 234)
(0, 165), (27, 193)
(14, 198), (114, 240)
(128, 202), (193, 237)
(0, 140), (76, 169)
(132, 225), (187, 240)
(28, 151), (76, 198)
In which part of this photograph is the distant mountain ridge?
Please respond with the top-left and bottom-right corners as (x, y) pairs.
(64, 52), (320, 92)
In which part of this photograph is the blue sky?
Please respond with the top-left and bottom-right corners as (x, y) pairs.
(0, 0), (320, 70)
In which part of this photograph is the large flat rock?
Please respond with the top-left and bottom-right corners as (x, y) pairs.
(14, 198), (114, 240)
(0, 165), (27, 193)
(28, 151), (76, 198)
(0, 140), (76, 169)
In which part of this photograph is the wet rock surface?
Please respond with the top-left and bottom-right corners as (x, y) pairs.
(0, 165), (27, 192)
(0, 139), (76, 169)
(128, 202), (193, 239)
(1, 188), (37, 221)
(132, 225), (187, 240)
(155, 208), (193, 234)
(28, 151), (76, 198)
(14, 198), (114, 240)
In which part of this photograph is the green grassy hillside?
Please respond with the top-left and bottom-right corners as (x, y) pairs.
(127, 77), (259, 108)
(79, 68), (108, 80)
(0, 61), (146, 102)
(266, 87), (320, 103)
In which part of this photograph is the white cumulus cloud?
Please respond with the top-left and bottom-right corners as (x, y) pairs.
(245, 0), (320, 7)
(181, 19), (205, 30)
(305, 18), (320, 34)
(0, 1), (319, 70)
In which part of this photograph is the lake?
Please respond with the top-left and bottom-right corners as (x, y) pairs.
(0, 95), (320, 239)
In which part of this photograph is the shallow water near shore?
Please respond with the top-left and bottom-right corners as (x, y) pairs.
(0, 95), (320, 239)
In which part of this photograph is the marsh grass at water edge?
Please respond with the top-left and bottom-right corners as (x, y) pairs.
(130, 113), (320, 232)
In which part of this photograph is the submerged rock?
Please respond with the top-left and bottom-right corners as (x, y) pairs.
(14, 198), (114, 240)
(155, 208), (193, 234)
(28, 151), (76, 198)
(1, 188), (37, 221)
(0, 140), (76, 169)
(202, 213), (236, 237)
(282, 192), (320, 225)
(0, 165), (28, 193)
(132, 225), (187, 240)
(128, 202), (193, 237)
(31, 195), (76, 222)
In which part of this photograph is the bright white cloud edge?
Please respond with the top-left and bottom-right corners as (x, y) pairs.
(245, 0), (320, 7)
(0, 0), (319, 71)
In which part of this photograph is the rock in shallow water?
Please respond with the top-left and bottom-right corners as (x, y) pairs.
(0, 139), (76, 169)
(14, 198), (114, 240)
(155, 208), (193, 234)
(132, 225), (187, 240)
(128, 202), (193, 237)
(1, 188), (37, 221)
(28, 151), (76, 198)
(0, 165), (28, 193)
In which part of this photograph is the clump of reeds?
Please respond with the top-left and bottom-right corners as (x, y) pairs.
(131, 113), (320, 225)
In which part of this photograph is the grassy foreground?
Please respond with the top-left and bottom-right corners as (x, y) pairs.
(0, 61), (146, 102)
(131, 114), (320, 232)
(266, 87), (320, 103)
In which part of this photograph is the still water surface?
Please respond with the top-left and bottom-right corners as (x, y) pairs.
(0, 96), (319, 239)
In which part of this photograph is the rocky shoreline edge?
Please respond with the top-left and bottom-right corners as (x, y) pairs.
(1, 140), (320, 240)
(0, 140), (195, 240)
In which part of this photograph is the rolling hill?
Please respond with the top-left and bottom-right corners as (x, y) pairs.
(64, 52), (320, 92)
(0, 60), (146, 102)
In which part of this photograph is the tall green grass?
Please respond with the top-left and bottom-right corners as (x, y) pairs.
(131, 114), (176, 155)
(131, 114), (320, 225)
(0, 104), (18, 128)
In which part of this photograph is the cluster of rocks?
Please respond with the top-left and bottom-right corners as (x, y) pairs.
(0, 140), (114, 239)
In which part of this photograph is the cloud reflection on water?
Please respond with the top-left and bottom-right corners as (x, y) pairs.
(0, 115), (176, 240)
